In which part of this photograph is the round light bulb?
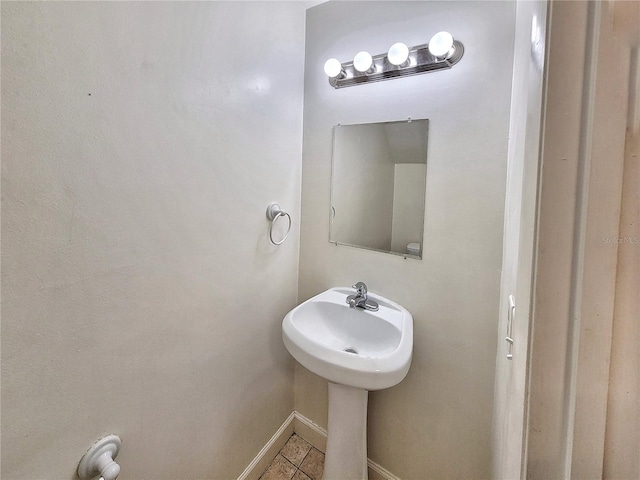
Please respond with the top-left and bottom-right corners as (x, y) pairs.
(323, 58), (343, 78)
(428, 31), (454, 58)
(387, 42), (410, 66)
(353, 51), (374, 73)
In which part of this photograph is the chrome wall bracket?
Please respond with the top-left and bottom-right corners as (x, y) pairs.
(328, 41), (464, 89)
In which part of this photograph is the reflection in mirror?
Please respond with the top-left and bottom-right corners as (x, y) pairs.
(330, 119), (428, 258)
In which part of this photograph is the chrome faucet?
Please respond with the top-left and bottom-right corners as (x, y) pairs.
(346, 282), (379, 311)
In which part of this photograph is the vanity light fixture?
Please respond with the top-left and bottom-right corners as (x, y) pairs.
(324, 31), (463, 89)
(427, 31), (455, 59)
(387, 42), (410, 67)
(324, 58), (346, 79)
(353, 51), (376, 74)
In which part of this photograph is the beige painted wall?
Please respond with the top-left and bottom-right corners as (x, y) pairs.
(491, 1), (547, 478)
(524, 2), (591, 476)
(391, 164), (427, 254)
(331, 123), (394, 251)
(0, 2), (306, 478)
(603, 10), (640, 476)
(603, 121), (640, 480)
(298, 2), (516, 477)
(526, 2), (640, 477)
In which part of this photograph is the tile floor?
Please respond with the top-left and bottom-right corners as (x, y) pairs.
(259, 433), (325, 480)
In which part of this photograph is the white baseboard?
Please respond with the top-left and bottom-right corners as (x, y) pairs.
(237, 411), (296, 480)
(367, 460), (403, 480)
(292, 411), (327, 452)
(238, 411), (401, 480)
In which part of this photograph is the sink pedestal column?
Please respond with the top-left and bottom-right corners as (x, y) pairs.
(323, 382), (369, 480)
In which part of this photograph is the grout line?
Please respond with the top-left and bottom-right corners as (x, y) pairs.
(298, 445), (312, 467)
(280, 446), (299, 480)
(258, 431), (324, 480)
(282, 454), (297, 470)
(297, 446), (322, 480)
(284, 456), (297, 480)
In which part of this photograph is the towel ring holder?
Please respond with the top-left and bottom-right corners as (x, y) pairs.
(266, 202), (291, 245)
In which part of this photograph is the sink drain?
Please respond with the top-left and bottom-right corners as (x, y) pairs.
(343, 347), (358, 354)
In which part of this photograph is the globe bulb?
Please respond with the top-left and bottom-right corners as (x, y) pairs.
(428, 31), (454, 58)
(387, 42), (410, 66)
(323, 58), (343, 78)
(353, 51), (374, 73)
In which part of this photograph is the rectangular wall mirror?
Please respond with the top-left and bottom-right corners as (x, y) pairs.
(330, 119), (428, 258)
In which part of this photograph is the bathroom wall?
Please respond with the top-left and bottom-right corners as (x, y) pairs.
(603, 113), (640, 480)
(299, 2), (515, 478)
(525, 2), (639, 477)
(332, 124), (394, 250)
(391, 164), (427, 253)
(594, 10), (639, 477)
(491, 1), (547, 477)
(1, 2), (306, 478)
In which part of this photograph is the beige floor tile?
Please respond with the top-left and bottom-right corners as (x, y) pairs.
(299, 448), (324, 480)
(280, 434), (312, 467)
(259, 454), (296, 480)
(292, 470), (312, 480)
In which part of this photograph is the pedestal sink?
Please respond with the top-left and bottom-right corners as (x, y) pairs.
(282, 286), (413, 480)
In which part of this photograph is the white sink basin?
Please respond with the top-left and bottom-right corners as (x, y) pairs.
(282, 287), (413, 390)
